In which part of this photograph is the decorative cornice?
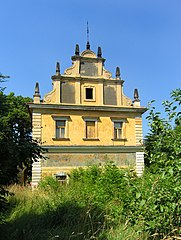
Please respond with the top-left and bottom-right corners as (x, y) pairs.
(27, 103), (147, 114)
(42, 145), (145, 153)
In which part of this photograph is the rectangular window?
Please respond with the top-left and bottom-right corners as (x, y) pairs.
(83, 117), (99, 140)
(86, 121), (95, 138)
(114, 122), (123, 139)
(56, 120), (66, 138)
(86, 88), (93, 100)
(52, 116), (70, 141)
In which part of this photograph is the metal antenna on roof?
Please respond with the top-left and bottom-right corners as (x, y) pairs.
(86, 21), (90, 50)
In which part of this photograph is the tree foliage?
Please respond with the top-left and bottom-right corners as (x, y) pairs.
(0, 92), (45, 185)
(145, 88), (181, 177)
(0, 74), (45, 211)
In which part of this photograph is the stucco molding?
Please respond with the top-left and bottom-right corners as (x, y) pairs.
(42, 145), (145, 153)
(122, 94), (132, 106)
(28, 103), (147, 114)
(103, 67), (112, 79)
(81, 50), (97, 58)
(64, 63), (77, 75)
(43, 88), (56, 103)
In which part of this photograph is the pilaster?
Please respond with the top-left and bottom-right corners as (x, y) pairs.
(116, 82), (122, 106)
(97, 59), (103, 76)
(75, 80), (81, 104)
(98, 80), (103, 105)
(55, 80), (61, 103)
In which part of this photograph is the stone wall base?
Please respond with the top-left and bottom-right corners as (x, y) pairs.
(32, 148), (145, 187)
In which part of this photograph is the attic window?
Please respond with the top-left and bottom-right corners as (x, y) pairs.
(86, 88), (93, 100)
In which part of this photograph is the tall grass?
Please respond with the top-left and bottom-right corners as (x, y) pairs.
(0, 165), (180, 239)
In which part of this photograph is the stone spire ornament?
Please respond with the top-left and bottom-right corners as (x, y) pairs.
(75, 44), (80, 56)
(116, 67), (121, 79)
(133, 88), (140, 107)
(134, 88), (139, 100)
(56, 62), (60, 75)
(33, 82), (41, 103)
(97, 46), (102, 58)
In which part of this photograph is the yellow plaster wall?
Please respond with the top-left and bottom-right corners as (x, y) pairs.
(41, 109), (138, 146)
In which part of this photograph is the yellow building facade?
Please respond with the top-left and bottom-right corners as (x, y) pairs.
(28, 42), (147, 187)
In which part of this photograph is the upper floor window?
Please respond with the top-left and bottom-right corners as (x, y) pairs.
(83, 117), (99, 140)
(84, 86), (95, 102)
(52, 116), (70, 140)
(86, 88), (93, 100)
(86, 121), (95, 138)
(56, 120), (66, 138)
(114, 122), (123, 139)
(111, 118), (127, 141)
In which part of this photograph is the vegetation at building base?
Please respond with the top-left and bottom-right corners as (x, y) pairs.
(0, 164), (180, 240)
(0, 85), (180, 240)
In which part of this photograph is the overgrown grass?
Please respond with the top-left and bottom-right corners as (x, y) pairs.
(0, 164), (180, 240)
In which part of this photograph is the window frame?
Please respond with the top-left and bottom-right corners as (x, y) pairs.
(52, 116), (70, 140)
(114, 121), (123, 140)
(56, 120), (66, 139)
(111, 118), (127, 141)
(84, 86), (96, 102)
(83, 117), (99, 140)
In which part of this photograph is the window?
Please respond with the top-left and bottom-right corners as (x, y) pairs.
(83, 117), (99, 140)
(111, 118), (126, 141)
(56, 120), (66, 138)
(86, 88), (93, 100)
(52, 116), (70, 140)
(114, 122), (123, 139)
(84, 86), (95, 101)
(86, 121), (95, 138)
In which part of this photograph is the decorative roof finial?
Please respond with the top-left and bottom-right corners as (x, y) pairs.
(134, 88), (139, 100)
(97, 46), (102, 58)
(56, 62), (60, 75)
(133, 88), (140, 107)
(34, 82), (41, 103)
(34, 82), (40, 95)
(75, 44), (80, 56)
(86, 21), (90, 50)
(116, 67), (121, 79)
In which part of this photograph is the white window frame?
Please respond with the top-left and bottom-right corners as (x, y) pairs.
(83, 85), (96, 102)
(56, 120), (66, 139)
(111, 118), (126, 140)
(52, 116), (70, 140)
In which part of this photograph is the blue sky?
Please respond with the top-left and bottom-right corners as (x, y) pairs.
(1, 0), (181, 135)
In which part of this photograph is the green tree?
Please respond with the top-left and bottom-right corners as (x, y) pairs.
(145, 88), (181, 175)
(0, 74), (45, 210)
(0, 92), (45, 185)
(0, 73), (9, 92)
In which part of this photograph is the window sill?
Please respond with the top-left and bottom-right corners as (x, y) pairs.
(83, 138), (100, 141)
(52, 138), (70, 141)
(84, 99), (96, 102)
(112, 138), (127, 141)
